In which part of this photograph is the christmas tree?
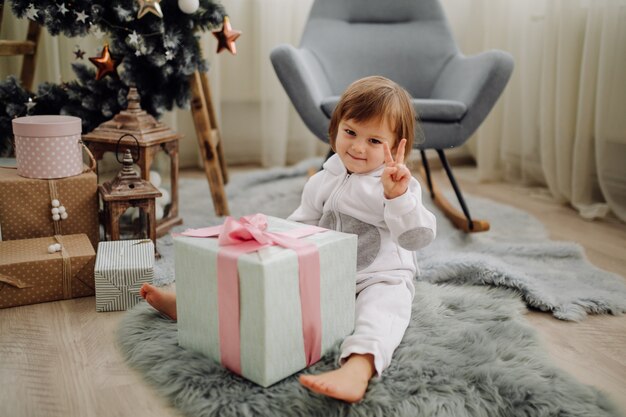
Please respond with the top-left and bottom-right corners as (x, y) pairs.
(0, 0), (228, 156)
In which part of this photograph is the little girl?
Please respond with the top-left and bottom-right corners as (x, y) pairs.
(141, 75), (436, 403)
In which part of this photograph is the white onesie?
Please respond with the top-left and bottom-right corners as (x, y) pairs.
(288, 154), (437, 375)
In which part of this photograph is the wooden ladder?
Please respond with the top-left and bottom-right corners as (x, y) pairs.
(0, 4), (41, 91)
(189, 70), (230, 217)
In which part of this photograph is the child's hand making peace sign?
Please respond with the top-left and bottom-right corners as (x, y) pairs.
(382, 139), (411, 199)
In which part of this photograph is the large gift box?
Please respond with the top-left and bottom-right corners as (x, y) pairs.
(174, 214), (357, 387)
(0, 168), (99, 249)
(0, 234), (96, 309)
(95, 239), (155, 312)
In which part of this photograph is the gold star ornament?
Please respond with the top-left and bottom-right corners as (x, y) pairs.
(89, 44), (121, 81)
(137, 0), (163, 19)
(212, 16), (242, 55)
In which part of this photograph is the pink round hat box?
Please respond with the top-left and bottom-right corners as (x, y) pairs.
(12, 115), (84, 179)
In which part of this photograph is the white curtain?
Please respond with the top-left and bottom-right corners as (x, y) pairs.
(2, 0), (625, 222)
(215, 0), (323, 167)
(443, 0), (626, 222)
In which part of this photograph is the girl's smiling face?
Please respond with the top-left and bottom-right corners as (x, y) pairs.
(335, 118), (396, 174)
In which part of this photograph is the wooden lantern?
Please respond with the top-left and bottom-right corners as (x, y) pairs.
(82, 87), (183, 237)
(99, 149), (162, 255)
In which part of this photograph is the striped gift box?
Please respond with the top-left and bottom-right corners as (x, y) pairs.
(95, 239), (154, 312)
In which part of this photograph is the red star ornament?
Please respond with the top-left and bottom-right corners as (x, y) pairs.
(89, 44), (121, 80)
(212, 16), (241, 55)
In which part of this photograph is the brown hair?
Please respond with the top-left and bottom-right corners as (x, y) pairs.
(328, 76), (417, 159)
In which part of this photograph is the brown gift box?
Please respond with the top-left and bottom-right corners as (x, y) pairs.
(0, 167), (99, 249)
(0, 234), (96, 309)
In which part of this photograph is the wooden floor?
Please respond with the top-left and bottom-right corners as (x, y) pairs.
(441, 165), (626, 414)
(0, 164), (625, 417)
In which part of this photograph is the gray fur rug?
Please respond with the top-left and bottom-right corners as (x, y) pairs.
(118, 286), (620, 417)
(117, 159), (626, 417)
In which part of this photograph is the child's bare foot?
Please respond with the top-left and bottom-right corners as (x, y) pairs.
(299, 354), (375, 403)
(140, 283), (177, 321)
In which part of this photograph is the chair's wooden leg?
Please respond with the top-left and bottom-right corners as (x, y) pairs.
(189, 71), (230, 216)
(418, 150), (490, 233)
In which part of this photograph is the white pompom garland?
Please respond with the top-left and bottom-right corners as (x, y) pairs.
(50, 200), (68, 222)
(48, 243), (62, 253)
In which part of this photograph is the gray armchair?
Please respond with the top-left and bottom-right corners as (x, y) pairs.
(270, 0), (514, 232)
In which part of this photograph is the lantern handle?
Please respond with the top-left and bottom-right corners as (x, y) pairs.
(115, 134), (140, 164)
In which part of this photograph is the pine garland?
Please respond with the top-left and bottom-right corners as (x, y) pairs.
(0, 0), (226, 156)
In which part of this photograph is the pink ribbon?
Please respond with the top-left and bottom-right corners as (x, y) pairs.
(181, 214), (326, 375)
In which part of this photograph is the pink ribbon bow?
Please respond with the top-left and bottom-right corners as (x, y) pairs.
(181, 214), (326, 375)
